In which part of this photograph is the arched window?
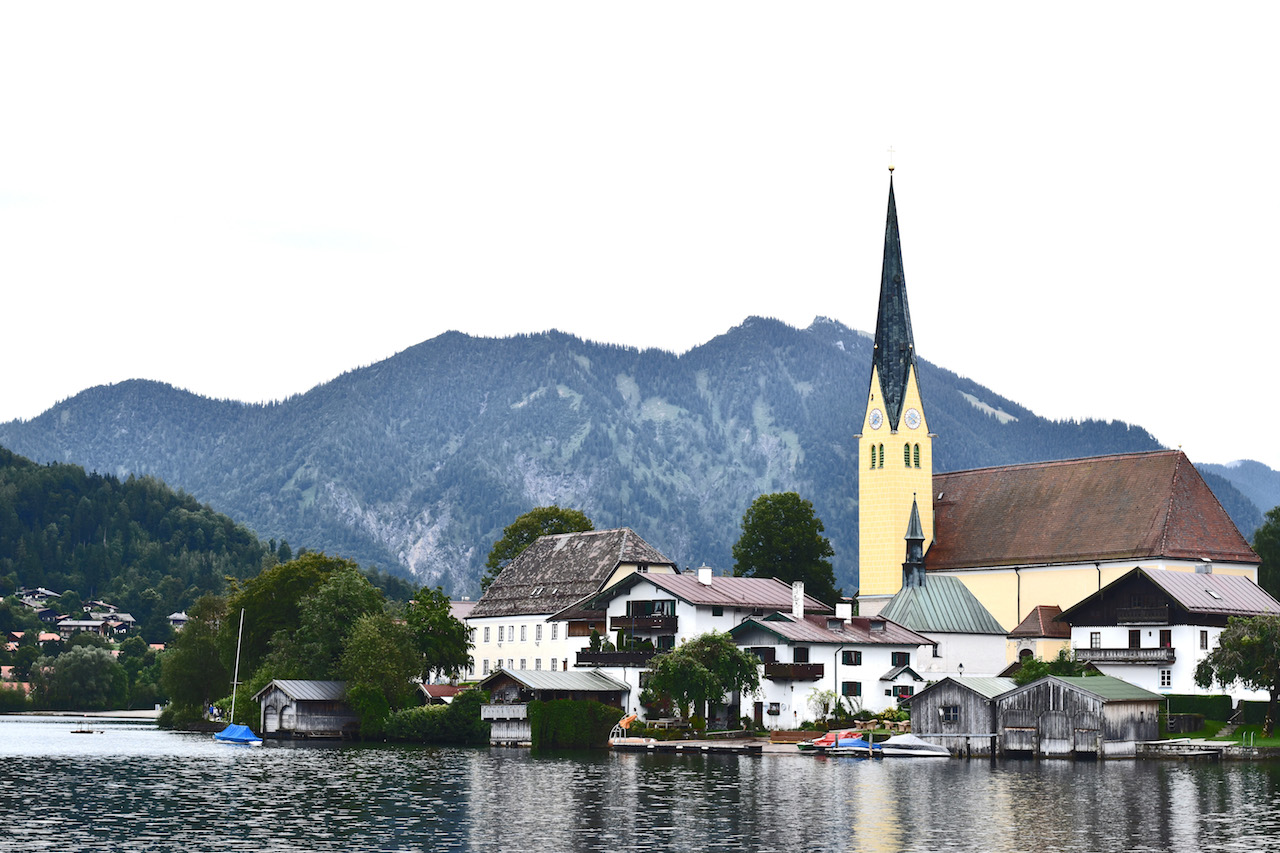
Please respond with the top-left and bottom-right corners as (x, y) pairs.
(870, 445), (877, 469)
(878, 444), (885, 468)
(904, 443), (911, 467)
(913, 443), (920, 468)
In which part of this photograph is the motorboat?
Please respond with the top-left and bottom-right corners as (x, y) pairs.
(878, 733), (950, 758)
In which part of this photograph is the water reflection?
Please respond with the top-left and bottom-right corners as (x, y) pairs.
(3, 716), (1279, 852)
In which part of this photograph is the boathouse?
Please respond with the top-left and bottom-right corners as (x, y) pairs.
(995, 675), (1160, 758)
(477, 668), (630, 745)
(253, 679), (360, 739)
(906, 676), (1016, 756)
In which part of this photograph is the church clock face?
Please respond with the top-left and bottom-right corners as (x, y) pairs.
(869, 409), (884, 430)
(905, 408), (922, 430)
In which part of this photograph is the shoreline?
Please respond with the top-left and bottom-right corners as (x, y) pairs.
(21, 709), (162, 720)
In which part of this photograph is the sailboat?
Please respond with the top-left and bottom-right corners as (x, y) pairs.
(214, 608), (263, 746)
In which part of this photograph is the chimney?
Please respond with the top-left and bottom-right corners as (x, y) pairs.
(792, 581), (805, 619)
(835, 602), (853, 624)
(697, 566), (713, 586)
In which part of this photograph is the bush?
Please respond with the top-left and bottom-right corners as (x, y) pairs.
(156, 703), (207, 729)
(0, 684), (28, 713)
(384, 689), (490, 745)
(1242, 701), (1272, 725)
(528, 699), (622, 748)
(1166, 694), (1233, 720)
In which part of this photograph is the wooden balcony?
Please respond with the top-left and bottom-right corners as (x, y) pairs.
(1116, 605), (1169, 625)
(611, 615), (677, 632)
(763, 662), (824, 681)
(1075, 647), (1176, 664)
(575, 650), (658, 667)
(480, 703), (528, 721)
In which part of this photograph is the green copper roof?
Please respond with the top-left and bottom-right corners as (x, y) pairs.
(1048, 675), (1163, 703)
(871, 176), (919, 431)
(878, 575), (1006, 634)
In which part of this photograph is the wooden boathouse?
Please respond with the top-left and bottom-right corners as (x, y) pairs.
(254, 679), (360, 739)
(995, 675), (1160, 758)
(906, 676), (1016, 756)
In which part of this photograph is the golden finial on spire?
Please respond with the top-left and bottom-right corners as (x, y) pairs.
(887, 145), (896, 173)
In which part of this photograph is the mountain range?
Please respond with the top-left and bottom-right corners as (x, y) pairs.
(2, 316), (1274, 597)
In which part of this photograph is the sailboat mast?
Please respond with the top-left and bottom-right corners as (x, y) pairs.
(230, 608), (245, 721)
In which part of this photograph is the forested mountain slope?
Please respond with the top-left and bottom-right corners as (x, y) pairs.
(1, 317), (1263, 596)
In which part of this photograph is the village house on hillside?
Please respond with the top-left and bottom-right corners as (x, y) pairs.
(1057, 567), (1280, 702)
(466, 528), (677, 680)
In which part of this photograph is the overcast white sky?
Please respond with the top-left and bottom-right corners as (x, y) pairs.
(2, 4), (1277, 471)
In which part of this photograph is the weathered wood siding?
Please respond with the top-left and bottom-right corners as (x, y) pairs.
(996, 681), (1158, 757)
(909, 682), (1000, 756)
(258, 685), (359, 736)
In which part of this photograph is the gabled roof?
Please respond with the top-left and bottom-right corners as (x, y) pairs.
(573, 573), (832, 616)
(1008, 605), (1070, 639)
(878, 575), (1006, 634)
(253, 679), (347, 702)
(880, 665), (924, 683)
(476, 668), (630, 694)
(470, 528), (675, 619)
(1058, 567), (1280, 624)
(1000, 674), (1161, 704)
(871, 175), (920, 431)
(729, 613), (931, 647)
(904, 676), (1017, 704)
(928, 451), (1258, 570)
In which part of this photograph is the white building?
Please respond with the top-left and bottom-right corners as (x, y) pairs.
(1058, 567), (1280, 702)
(466, 528), (677, 680)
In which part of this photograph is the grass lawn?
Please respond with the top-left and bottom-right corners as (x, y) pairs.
(1162, 720), (1224, 740)
(1213, 724), (1280, 747)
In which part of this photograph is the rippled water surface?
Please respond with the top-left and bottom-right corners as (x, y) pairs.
(3, 715), (1280, 852)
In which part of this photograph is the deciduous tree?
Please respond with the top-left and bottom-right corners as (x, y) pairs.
(732, 492), (838, 604)
(406, 586), (472, 682)
(1253, 507), (1280, 600)
(340, 612), (421, 736)
(482, 506), (593, 590)
(1196, 615), (1280, 736)
(646, 631), (761, 721)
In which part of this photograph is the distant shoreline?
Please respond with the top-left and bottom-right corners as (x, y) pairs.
(20, 709), (162, 720)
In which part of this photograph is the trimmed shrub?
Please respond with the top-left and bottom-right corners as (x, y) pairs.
(528, 699), (622, 749)
(1165, 694), (1233, 720)
(384, 689), (490, 745)
(1241, 701), (1272, 725)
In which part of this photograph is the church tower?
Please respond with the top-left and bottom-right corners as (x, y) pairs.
(857, 173), (933, 614)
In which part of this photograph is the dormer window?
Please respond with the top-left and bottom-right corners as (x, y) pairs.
(870, 620), (885, 633)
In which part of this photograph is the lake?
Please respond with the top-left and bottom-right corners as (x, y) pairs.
(2, 715), (1278, 852)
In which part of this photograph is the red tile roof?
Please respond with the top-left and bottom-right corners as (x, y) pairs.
(1008, 605), (1071, 639)
(928, 451), (1258, 570)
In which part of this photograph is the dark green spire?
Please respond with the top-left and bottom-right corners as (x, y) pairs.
(903, 494), (926, 588)
(871, 175), (919, 431)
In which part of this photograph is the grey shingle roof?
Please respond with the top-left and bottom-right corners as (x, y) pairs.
(1143, 569), (1280, 617)
(470, 528), (675, 618)
(878, 575), (1006, 634)
(478, 668), (631, 693)
(253, 680), (347, 702)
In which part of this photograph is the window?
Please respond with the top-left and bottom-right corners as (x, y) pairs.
(940, 705), (959, 723)
(497, 626), (504, 644)
(711, 606), (724, 617)
(509, 625), (514, 643)
(535, 658), (541, 670)
(1090, 632), (1101, 649)
(1128, 630), (1141, 649)
(536, 624), (542, 642)
(658, 635), (675, 651)
(895, 686), (915, 699)
(482, 659), (490, 675)
(484, 627), (491, 644)
(842, 650), (862, 666)
(1200, 630), (1209, 650)
(519, 659), (526, 670)
(507, 659), (513, 670)
(794, 647), (810, 664)
(1159, 630), (1172, 648)
(767, 703), (781, 716)
(891, 651), (911, 667)
(870, 445), (877, 469)
(913, 443), (920, 468)
(551, 657), (558, 670)
(520, 625), (527, 642)
(842, 681), (862, 697)
(551, 622), (558, 641)
(904, 443), (911, 467)
(878, 443), (884, 468)
(1160, 669), (1172, 688)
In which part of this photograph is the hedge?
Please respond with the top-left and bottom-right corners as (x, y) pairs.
(528, 699), (622, 749)
(1164, 694), (1233, 720)
(383, 689), (490, 745)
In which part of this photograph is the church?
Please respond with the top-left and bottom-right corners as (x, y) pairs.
(854, 171), (1260, 670)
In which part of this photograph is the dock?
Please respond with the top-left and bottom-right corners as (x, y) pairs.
(611, 739), (764, 755)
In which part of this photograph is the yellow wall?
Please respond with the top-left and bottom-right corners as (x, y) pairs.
(858, 364), (933, 597)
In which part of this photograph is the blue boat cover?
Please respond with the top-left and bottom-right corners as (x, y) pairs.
(214, 724), (261, 744)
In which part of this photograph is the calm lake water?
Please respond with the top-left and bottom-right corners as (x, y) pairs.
(3, 715), (1279, 853)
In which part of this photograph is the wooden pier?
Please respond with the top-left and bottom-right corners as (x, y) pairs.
(611, 739), (763, 755)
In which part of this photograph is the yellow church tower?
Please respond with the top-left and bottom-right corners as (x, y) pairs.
(857, 173), (934, 615)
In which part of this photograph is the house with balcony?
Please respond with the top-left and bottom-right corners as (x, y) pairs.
(1056, 567), (1280, 701)
(466, 528), (677, 682)
(560, 568), (834, 724)
(728, 607), (935, 727)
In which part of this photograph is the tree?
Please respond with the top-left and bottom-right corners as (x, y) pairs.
(340, 613), (421, 736)
(160, 594), (230, 711)
(31, 646), (127, 710)
(646, 631), (761, 721)
(273, 565), (386, 679)
(1196, 615), (1280, 737)
(1253, 507), (1280, 600)
(1012, 648), (1094, 686)
(405, 586), (473, 682)
(481, 506), (594, 590)
(732, 492), (839, 604)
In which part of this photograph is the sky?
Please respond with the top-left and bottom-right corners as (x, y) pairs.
(2, 4), (1278, 471)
